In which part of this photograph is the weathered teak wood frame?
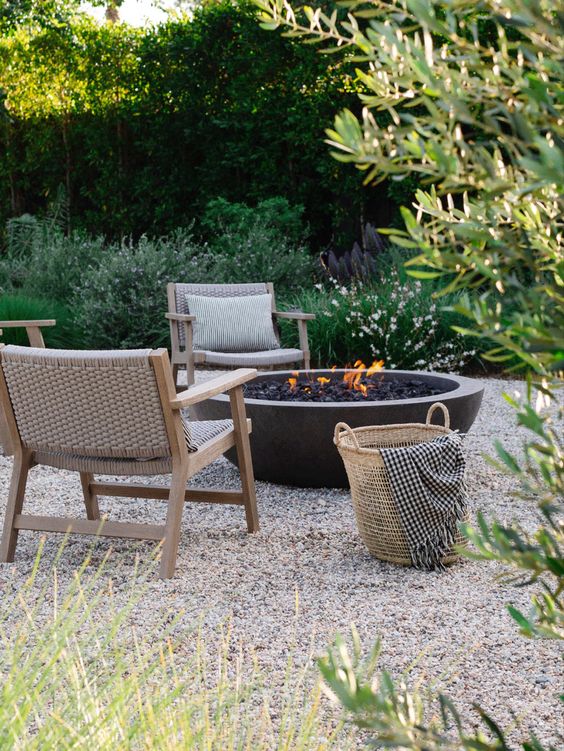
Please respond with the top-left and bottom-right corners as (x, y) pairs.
(0, 348), (259, 578)
(0, 319), (56, 348)
(166, 282), (315, 387)
(0, 319), (56, 457)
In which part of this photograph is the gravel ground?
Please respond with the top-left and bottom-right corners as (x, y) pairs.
(0, 376), (562, 746)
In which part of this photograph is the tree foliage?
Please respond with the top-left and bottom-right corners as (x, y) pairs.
(256, 0), (563, 746)
(0, 0), (81, 33)
(0, 0), (414, 248)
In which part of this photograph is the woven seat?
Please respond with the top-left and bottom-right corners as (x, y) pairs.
(182, 417), (234, 452)
(0, 346), (259, 578)
(166, 282), (315, 387)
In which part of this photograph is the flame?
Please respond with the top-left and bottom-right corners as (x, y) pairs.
(342, 359), (384, 395)
(343, 360), (365, 391)
(366, 359), (385, 377)
(285, 359), (384, 396)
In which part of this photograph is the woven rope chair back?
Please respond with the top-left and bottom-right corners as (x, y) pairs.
(0, 346), (171, 459)
(172, 282), (270, 347)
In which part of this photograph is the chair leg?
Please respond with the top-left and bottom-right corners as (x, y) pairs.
(0, 450), (31, 562)
(79, 472), (100, 521)
(229, 386), (259, 533)
(186, 359), (195, 386)
(0, 410), (14, 457)
(159, 463), (189, 579)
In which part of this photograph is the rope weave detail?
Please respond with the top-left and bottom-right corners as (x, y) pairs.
(2, 347), (170, 458)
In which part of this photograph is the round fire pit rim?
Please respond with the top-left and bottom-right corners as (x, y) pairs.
(193, 369), (484, 487)
(210, 368), (479, 408)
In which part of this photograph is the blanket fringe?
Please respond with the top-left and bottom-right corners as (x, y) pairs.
(411, 496), (467, 571)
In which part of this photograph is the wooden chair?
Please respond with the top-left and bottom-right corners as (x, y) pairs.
(0, 346), (259, 578)
(166, 282), (315, 387)
(0, 319), (55, 457)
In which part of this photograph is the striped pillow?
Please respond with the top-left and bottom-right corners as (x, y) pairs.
(185, 293), (279, 353)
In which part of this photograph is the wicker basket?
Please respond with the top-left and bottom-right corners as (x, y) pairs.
(334, 403), (466, 566)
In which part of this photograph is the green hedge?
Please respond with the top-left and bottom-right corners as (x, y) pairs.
(0, 1), (411, 249)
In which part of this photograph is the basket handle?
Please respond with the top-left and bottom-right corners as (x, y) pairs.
(426, 402), (450, 429)
(334, 422), (360, 449)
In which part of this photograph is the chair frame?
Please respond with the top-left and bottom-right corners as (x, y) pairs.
(0, 319), (56, 457)
(166, 282), (315, 387)
(0, 319), (56, 348)
(0, 348), (259, 578)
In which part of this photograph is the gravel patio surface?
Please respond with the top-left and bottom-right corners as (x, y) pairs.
(0, 376), (562, 746)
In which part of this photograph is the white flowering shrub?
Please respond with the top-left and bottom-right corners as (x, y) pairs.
(280, 271), (478, 370)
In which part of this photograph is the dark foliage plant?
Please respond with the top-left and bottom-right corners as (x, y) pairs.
(0, 294), (82, 349)
(320, 223), (389, 282)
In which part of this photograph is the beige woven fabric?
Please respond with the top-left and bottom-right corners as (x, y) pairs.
(181, 416), (233, 452)
(335, 415), (467, 566)
(1, 346), (170, 459)
(173, 283), (272, 347)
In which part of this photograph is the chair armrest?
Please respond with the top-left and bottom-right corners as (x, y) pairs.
(0, 319), (56, 328)
(272, 311), (314, 367)
(0, 319), (56, 348)
(170, 368), (257, 409)
(165, 312), (196, 322)
(273, 310), (315, 321)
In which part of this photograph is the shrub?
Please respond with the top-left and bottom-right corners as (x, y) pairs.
(319, 223), (388, 283)
(202, 196), (307, 246)
(201, 197), (315, 293)
(279, 272), (478, 370)
(0, 224), (106, 305)
(72, 229), (208, 349)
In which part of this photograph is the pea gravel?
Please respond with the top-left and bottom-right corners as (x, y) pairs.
(0, 375), (562, 746)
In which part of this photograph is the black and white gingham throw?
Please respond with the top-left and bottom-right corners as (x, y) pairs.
(380, 433), (467, 571)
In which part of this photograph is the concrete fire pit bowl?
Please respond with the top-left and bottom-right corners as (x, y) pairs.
(191, 369), (484, 488)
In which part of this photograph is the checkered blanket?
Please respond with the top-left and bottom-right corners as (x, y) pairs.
(380, 433), (467, 571)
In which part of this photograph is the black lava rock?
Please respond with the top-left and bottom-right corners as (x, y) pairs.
(243, 376), (445, 402)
